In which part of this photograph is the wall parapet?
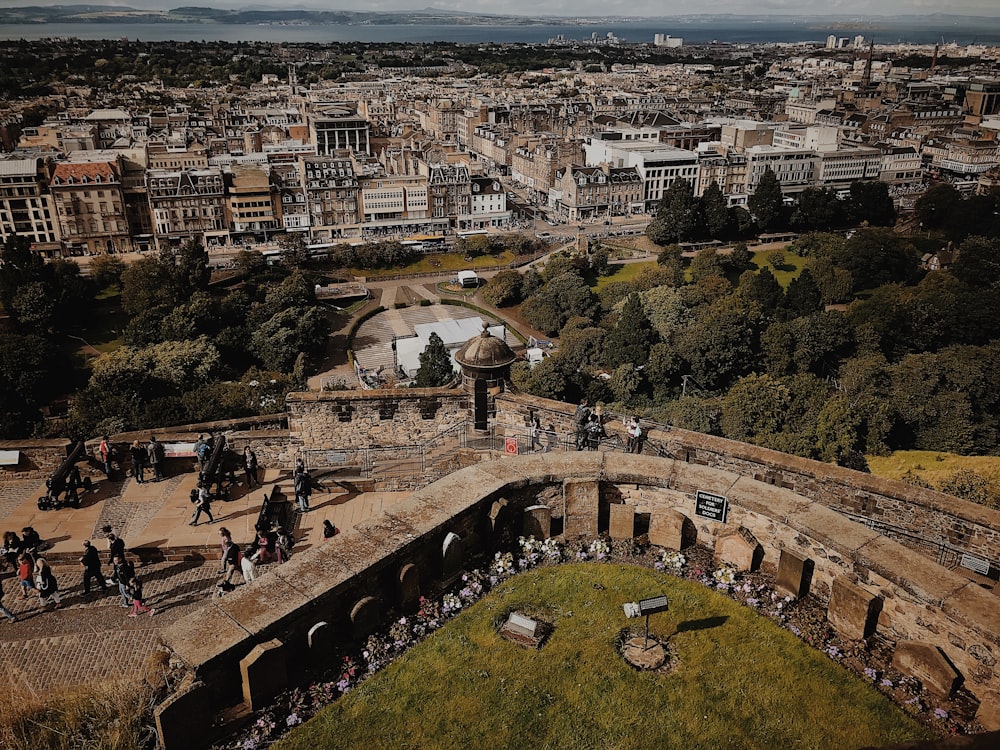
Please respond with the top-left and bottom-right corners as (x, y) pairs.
(158, 452), (1000, 749)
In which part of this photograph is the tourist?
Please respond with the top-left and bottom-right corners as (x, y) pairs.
(98, 435), (113, 478)
(294, 468), (312, 513)
(529, 415), (541, 451)
(147, 435), (165, 481)
(17, 553), (36, 599)
(585, 413), (606, 451)
(80, 540), (107, 595)
(240, 544), (257, 583)
(190, 482), (215, 525)
(574, 399), (591, 450)
(276, 527), (294, 562)
(126, 576), (154, 618)
(193, 434), (207, 472)
(2, 530), (21, 568)
(130, 439), (147, 483)
(111, 553), (136, 608)
(217, 527), (241, 587)
(20, 527), (41, 557)
(0, 575), (17, 623)
(34, 558), (61, 609)
(107, 532), (125, 565)
(322, 519), (337, 542)
(243, 445), (259, 488)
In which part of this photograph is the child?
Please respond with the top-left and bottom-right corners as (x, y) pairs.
(126, 577), (155, 617)
(18, 553), (35, 599)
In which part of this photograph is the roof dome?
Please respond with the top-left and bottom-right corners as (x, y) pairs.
(454, 322), (516, 370)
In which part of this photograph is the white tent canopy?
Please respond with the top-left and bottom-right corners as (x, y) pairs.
(395, 317), (506, 378)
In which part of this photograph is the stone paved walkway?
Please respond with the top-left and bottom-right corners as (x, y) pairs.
(0, 468), (410, 692)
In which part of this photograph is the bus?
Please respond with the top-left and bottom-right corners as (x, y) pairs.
(457, 229), (489, 239)
(402, 234), (446, 248)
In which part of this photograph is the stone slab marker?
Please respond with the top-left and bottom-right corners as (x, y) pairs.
(523, 504), (551, 539)
(776, 548), (813, 599)
(563, 478), (599, 539)
(893, 641), (961, 698)
(240, 639), (287, 711)
(155, 680), (212, 750)
(714, 527), (762, 572)
(442, 532), (464, 585)
(307, 622), (331, 653)
(648, 509), (694, 550)
(398, 563), (420, 613)
(608, 504), (635, 541)
(351, 596), (380, 641)
(827, 577), (882, 641)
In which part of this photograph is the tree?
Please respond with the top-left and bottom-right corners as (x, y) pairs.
(521, 271), (598, 335)
(647, 178), (702, 245)
(950, 236), (1000, 289)
(89, 254), (126, 291)
(688, 247), (726, 284)
(0, 233), (45, 312)
(510, 357), (567, 401)
(914, 183), (962, 234)
(848, 181), (896, 227)
(725, 242), (755, 275)
(10, 281), (56, 332)
(748, 168), (785, 233)
(783, 269), (822, 317)
(700, 181), (731, 239)
(720, 373), (791, 443)
(482, 270), (524, 307)
(252, 306), (327, 372)
(0, 333), (59, 437)
(121, 256), (175, 317)
(602, 293), (658, 370)
(677, 297), (760, 391)
(736, 268), (784, 316)
(415, 332), (454, 387)
(938, 470), (999, 509)
(791, 187), (843, 232)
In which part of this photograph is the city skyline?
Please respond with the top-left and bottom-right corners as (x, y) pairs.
(2, 1), (1000, 18)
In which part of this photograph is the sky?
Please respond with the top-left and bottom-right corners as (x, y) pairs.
(1, 0), (1000, 17)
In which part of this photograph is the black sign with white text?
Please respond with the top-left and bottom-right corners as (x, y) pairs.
(695, 490), (729, 523)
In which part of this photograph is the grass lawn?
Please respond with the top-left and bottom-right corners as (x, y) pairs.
(751, 248), (804, 288)
(591, 260), (657, 292)
(868, 450), (1000, 490)
(277, 564), (929, 750)
(351, 251), (515, 278)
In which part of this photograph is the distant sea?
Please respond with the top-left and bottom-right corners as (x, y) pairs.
(2, 19), (1000, 45)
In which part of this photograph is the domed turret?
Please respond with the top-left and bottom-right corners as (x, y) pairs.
(454, 322), (516, 431)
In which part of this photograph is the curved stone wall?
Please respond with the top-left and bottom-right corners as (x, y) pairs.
(157, 452), (1000, 747)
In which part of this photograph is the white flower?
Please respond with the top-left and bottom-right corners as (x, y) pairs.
(713, 564), (737, 585)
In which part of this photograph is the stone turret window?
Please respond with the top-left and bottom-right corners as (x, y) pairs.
(419, 399), (441, 420)
(336, 403), (353, 423)
(379, 401), (398, 420)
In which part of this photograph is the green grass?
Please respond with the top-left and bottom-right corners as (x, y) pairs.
(277, 564), (929, 750)
(591, 260), (657, 292)
(751, 249), (804, 288)
(868, 450), (1000, 490)
(351, 251), (516, 278)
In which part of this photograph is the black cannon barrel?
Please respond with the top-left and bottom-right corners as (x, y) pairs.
(201, 434), (228, 484)
(51, 441), (84, 484)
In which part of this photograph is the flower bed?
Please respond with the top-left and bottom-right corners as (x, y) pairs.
(215, 536), (982, 749)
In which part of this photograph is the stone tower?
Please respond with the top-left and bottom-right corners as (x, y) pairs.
(453, 322), (516, 431)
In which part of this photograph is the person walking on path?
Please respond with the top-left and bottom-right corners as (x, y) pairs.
(217, 528), (242, 587)
(106, 532), (125, 565)
(129, 440), (146, 483)
(294, 468), (312, 513)
(34, 558), (61, 609)
(111, 553), (136, 608)
(98, 436), (113, 478)
(243, 446), (259, 488)
(0, 575), (18, 622)
(17, 553), (35, 599)
(574, 399), (591, 450)
(126, 576), (154, 617)
(190, 482), (215, 525)
(147, 436), (165, 482)
(240, 544), (257, 583)
(81, 540), (107, 595)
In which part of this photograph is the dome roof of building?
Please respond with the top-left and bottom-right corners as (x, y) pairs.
(454, 322), (517, 370)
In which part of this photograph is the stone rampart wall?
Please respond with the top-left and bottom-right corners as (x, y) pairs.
(0, 439), (74, 479)
(494, 394), (1000, 569)
(287, 389), (469, 451)
(157, 453), (1000, 749)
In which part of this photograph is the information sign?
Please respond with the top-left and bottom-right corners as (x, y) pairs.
(695, 490), (729, 523)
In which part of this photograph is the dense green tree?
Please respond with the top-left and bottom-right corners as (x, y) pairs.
(914, 183), (963, 233)
(848, 181), (896, 227)
(647, 178), (702, 245)
(677, 298), (760, 390)
(804, 256), (853, 305)
(252, 306), (327, 372)
(950, 236), (1000, 289)
(415, 331), (455, 387)
(748, 168), (785, 232)
(700, 181), (731, 239)
(520, 271), (597, 335)
(89, 254), (126, 291)
(724, 243), (755, 275)
(791, 187), (843, 232)
(557, 320), (606, 374)
(720, 373), (791, 443)
(639, 286), (692, 341)
(603, 293), (657, 369)
(688, 247), (726, 284)
(607, 363), (647, 409)
(938, 470), (999, 509)
(788, 310), (854, 376)
(0, 333), (59, 437)
(481, 270), (524, 307)
(783, 269), (822, 317)
(10, 281), (56, 331)
(510, 357), (567, 401)
(735, 268), (784, 316)
(658, 395), (721, 434)
(121, 256), (175, 316)
(0, 234), (45, 312)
